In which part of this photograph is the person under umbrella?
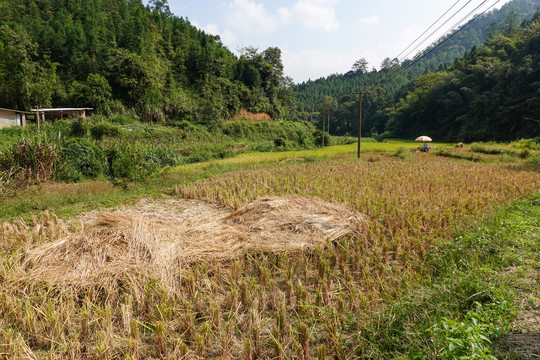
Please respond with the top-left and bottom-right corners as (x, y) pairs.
(415, 136), (432, 152)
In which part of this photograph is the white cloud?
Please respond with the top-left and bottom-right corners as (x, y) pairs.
(358, 15), (380, 25)
(224, 0), (277, 34)
(197, 23), (239, 46)
(378, 24), (426, 61)
(202, 23), (220, 34)
(282, 47), (379, 83)
(277, 7), (291, 24)
(220, 29), (239, 45)
(291, 0), (339, 31)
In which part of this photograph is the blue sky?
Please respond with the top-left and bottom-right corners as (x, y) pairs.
(162, 0), (511, 83)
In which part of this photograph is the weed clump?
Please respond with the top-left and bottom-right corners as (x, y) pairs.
(0, 135), (58, 183)
(90, 121), (120, 140)
(393, 146), (413, 161)
(107, 144), (179, 181)
(70, 117), (89, 137)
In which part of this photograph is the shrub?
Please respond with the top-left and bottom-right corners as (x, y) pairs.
(146, 146), (180, 168)
(375, 131), (392, 142)
(106, 145), (151, 181)
(57, 138), (107, 181)
(70, 117), (89, 137)
(312, 130), (331, 147)
(46, 120), (72, 141)
(106, 144), (179, 181)
(0, 135), (58, 182)
(90, 122), (120, 140)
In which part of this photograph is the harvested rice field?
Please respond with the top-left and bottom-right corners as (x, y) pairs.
(1, 151), (539, 358)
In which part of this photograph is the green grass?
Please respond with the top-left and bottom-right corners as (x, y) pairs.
(1, 140), (443, 222)
(353, 192), (540, 359)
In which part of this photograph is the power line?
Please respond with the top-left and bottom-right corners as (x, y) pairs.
(395, 0), (471, 62)
(365, 0), (502, 94)
(388, 0), (502, 82)
(397, 0), (477, 63)
(362, 0), (482, 94)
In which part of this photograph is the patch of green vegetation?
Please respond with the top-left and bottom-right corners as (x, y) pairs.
(393, 146), (414, 161)
(434, 148), (485, 162)
(470, 143), (531, 160)
(353, 192), (540, 359)
(510, 138), (540, 151)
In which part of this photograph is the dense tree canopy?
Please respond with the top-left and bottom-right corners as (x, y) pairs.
(389, 12), (540, 141)
(0, 0), (296, 125)
(295, 0), (540, 140)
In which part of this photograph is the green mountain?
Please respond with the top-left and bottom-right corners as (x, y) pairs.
(0, 0), (296, 124)
(295, 0), (540, 129)
(388, 11), (540, 141)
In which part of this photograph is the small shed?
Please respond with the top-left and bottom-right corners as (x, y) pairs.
(31, 108), (93, 122)
(0, 108), (31, 129)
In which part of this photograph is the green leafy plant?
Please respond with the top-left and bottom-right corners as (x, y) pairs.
(70, 117), (89, 137)
(0, 135), (58, 182)
(57, 138), (107, 181)
(431, 302), (509, 360)
(90, 121), (120, 140)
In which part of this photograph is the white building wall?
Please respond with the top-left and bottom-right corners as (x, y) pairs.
(0, 109), (18, 128)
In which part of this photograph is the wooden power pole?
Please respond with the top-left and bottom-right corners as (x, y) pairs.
(357, 91), (363, 159)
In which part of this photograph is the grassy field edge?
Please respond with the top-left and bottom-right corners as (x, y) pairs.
(356, 191), (540, 359)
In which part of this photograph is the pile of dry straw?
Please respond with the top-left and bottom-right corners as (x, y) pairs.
(23, 195), (367, 290)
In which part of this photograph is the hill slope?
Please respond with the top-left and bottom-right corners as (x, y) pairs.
(0, 0), (296, 123)
(388, 11), (540, 141)
(295, 0), (540, 114)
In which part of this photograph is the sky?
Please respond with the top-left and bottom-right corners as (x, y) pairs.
(162, 0), (512, 83)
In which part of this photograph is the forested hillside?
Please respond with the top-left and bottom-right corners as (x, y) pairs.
(295, 0), (540, 122)
(0, 0), (296, 125)
(389, 11), (540, 141)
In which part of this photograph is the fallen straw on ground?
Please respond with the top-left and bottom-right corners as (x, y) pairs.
(22, 195), (367, 291)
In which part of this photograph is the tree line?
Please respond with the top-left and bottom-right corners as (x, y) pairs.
(389, 11), (540, 141)
(0, 0), (296, 126)
(296, 0), (540, 141)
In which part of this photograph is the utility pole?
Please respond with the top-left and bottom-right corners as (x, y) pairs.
(327, 113), (330, 137)
(357, 91), (363, 159)
(35, 107), (40, 130)
(322, 113), (325, 147)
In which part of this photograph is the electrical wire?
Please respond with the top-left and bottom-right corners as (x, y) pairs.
(386, 0), (501, 83)
(364, 0), (502, 95)
(395, 0), (471, 62)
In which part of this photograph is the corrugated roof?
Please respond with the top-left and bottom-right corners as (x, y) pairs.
(0, 107), (33, 114)
(31, 108), (93, 112)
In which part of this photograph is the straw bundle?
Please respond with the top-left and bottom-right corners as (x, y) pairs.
(23, 195), (367, 290)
